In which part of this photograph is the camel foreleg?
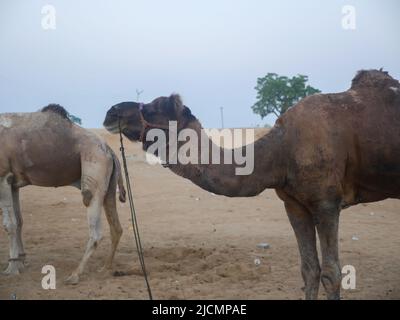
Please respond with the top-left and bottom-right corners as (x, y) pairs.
(1, 173), (24, 275)
(277, 190), (321, 300)
(12, 188), (25, 265)
(314, 203), (341, 300)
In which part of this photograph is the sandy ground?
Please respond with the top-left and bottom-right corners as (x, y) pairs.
(0, 129), (399, 300)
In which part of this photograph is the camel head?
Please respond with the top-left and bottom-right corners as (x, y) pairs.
(103, 101), (144, 141)
(104, 94), (197, 150)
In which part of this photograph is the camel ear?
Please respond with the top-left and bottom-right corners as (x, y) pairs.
(181, 105), (193, 118)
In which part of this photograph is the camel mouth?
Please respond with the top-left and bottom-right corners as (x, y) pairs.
(103, 112), (120, 132)
(121, 128), (141, 142)
(104, 125), (120, 134)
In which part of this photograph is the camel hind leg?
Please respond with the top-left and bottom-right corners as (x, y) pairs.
(101, 169), (123, 271)
(65, 195), (104, 285)
(65, 154), (113, 285)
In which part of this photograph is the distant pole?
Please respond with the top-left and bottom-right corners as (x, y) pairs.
(220, 107), (224, 128)
(136, 89), (144, 102)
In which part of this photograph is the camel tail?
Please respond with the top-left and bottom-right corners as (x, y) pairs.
(108, 146), (126, 203)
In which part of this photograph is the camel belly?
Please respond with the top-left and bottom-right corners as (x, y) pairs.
(10, 136), (82, 187)
(355, 151), (400, 201)
(340, 171), (400, 207)
(356, 173), (400, 200)
(23, 163), (81, 187)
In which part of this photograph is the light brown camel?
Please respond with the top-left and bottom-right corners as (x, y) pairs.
(104, 69), (400, 299)
(0, 104), (126, 284)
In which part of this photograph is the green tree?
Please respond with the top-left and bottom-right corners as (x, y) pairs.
(68, 114), (82, 125)
(252, 73), (320, 118)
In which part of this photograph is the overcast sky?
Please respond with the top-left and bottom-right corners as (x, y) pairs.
(0, 0), (399, 128)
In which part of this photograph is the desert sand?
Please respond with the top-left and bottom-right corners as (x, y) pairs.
(1, 129), (399, 300)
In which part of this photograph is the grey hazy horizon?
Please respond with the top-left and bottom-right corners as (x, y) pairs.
(1, 0), (399, 128)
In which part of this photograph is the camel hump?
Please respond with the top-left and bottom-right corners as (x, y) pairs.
(351, 69), (399, 91)
(41, 104), (71, 121)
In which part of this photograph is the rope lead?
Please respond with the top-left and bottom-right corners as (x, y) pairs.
(118, 119), (153, 300)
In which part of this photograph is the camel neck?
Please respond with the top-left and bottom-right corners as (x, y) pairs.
(165, 119), (286, 197)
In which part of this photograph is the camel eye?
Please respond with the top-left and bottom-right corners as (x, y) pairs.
(111, 106), (122, 115)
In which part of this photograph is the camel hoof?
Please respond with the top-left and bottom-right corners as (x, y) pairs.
(3, 261), (24, 275)
(64, 274), (80, 285)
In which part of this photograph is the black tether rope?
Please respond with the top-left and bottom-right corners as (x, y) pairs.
(118, 119), (153, 300)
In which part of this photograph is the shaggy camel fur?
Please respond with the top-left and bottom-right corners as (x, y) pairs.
(104, 69), (400, 299)
(0, 105), (126, 284)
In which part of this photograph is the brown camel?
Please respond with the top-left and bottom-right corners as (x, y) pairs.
(104, 69), (400, 299)
(0, 104), (126, 284)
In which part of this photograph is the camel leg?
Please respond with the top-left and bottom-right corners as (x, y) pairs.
(65, 154), (112, 285)
(1, 175), (24, 275)
(12, 188), (26, 265)
(314, 205), (341, 300)
(283, 197), (321, 300)
(64, 195), (103, 285)
(101, 178), (123, 271)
